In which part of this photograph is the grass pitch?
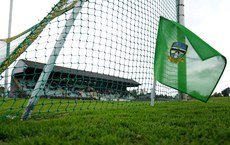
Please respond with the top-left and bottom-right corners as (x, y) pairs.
(0, 97), (229, 145)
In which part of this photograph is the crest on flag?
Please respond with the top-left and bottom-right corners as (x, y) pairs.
(168, 42), (188, 64)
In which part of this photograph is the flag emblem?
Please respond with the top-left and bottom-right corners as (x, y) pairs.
(168, 42), (188, 64)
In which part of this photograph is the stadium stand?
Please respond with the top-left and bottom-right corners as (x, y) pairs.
(9, 59), (140, 100)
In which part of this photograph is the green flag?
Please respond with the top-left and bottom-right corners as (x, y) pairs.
(154, 16), (227, 102)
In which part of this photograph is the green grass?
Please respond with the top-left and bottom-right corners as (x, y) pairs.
(0, 97), (230, 145)
(0, 97), (148, 119)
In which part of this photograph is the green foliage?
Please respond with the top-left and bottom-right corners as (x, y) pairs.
(222, 87), (230, 96)
(212, 92), (223, 97)
(0, 97), (230, 145)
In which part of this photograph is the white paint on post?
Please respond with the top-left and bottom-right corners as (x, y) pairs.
(21, 1), (86, 120)
(150, 80), (156, 106)
(177, 0), (185, 25)
(5, 0), (14, 98)
(177, 0), (186, 100)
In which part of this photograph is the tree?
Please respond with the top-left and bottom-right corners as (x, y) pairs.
(221, 87), (230, 97)
(212, 92), (222, 97)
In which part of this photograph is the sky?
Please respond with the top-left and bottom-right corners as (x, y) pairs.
(184, 0), (230, 92)
(0, 0), (229, 93)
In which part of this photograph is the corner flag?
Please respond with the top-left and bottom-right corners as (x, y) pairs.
(154, 16), (227, 102)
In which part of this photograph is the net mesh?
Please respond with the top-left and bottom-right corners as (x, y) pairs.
(0, 0), (178, 119)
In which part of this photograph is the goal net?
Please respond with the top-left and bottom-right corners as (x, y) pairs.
(0, 0), (178, 120)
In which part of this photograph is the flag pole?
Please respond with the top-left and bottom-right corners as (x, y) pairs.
(150, 80), (156, 106)
(5, 0), (14, 98)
